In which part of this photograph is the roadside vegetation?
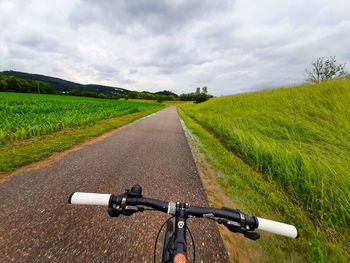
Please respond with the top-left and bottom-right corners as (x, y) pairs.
(0, 72), (212, 102)
(0, 92), (165, 174)
(0, 74), (54, 94)
(179, 78), (350, 261)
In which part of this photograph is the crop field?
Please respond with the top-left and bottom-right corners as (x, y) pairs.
(179, 78), (350, 260)
(0, 92), (163, 145)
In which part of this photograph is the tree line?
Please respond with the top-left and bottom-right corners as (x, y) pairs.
(67, 89), (179, 101)
(0, 75), (55, 94)
(68, 89), (212, 103)
(0, 75), (212, 103)
(179, 86), (213, 103)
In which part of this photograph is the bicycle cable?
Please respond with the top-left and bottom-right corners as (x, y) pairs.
(186, 225), (196, 263)
(153, 216), (175, 263)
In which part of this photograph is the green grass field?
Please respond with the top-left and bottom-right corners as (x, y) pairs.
(179, 78), (350, 261)
(0, 93), (163, 145)
(0, 92), (165, 173)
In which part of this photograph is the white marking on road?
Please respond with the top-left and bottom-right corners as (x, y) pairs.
(180, 119), (192, 138)
(142, 113), (156, 119)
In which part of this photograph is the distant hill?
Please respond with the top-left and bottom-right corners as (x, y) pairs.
(0, 71), (130, 95)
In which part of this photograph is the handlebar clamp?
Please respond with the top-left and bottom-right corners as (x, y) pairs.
(125, 184), (143, 198)
(108, 184), (144, 217)
(220, 207), (260, 240)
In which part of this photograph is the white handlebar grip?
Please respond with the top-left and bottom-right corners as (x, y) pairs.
(257, 217), (299, 238)
(68, 192), (111, 206)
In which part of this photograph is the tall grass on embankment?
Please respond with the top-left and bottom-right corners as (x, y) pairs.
(179, 78), (350, 260)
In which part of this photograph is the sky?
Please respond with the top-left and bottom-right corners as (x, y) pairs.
(0, 0), (349, 95)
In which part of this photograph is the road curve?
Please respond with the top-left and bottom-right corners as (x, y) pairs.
(0, 106), (229, 262)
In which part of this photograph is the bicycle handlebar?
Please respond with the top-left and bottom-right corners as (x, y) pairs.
(69, 192), (111, 205)
(68, 192), (299, 238)
(256, 217), (298, 238)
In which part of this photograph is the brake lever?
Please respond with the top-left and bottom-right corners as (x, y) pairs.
(108, 185), (144, 217)
(108, 205), (143, 217)
(220, 220), (260, 241)
(243, 231), (260, 240)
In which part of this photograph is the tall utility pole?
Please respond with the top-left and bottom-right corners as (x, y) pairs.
(37, 83), (40, 94)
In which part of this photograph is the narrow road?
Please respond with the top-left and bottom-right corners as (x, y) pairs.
(0, 107), (229, 262)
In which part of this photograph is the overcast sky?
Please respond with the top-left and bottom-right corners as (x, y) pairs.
(1, 0), (349, 95)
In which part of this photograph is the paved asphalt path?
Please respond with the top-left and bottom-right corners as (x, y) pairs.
(0, 107), (229, 262)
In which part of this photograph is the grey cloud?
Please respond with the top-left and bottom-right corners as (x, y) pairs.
(128, 69), (138, 75)
(1, 0), (350, 96)
(69, 0), (234, 35)
(119, 78), (136, 85)
(144, 42), (209, 74)
(88, 64), (136, 85)
(17, 34), (63, 53)
(91, 64), (120, 81)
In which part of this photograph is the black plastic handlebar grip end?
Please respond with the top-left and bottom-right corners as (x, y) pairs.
(252, 216), (259, 229)
(108, 194), (116, 207)
(68, 192), (75, 204)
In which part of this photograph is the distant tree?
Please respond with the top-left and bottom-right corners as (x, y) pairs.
(111, 93), (124, 100)
(179, 86), (212, 103)
(6, 76), (21, 91)
(0, 75), (54, 94)
(156, 95), (163, 103)
(128, 91), (140, 99)
(193, 93), (210, 103)
(139, 91), (156, 100)
(69, 89), (82, 96)
(0, 79), (8, 90)
(154, 90), (178, 97)
(306, 56), (347, 83)
(97, 93), (107, 98)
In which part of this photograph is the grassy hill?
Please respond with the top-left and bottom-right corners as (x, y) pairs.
(0, 70), (130, 94)
(179, 78), (350, 261)
(0, 71), (180, 100)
